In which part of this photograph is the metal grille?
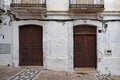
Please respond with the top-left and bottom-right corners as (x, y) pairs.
(69, 0), (104, 13)
(69, 0), (104, 4)
(69, 0), (104, 8)
(11, 0), (46, 5)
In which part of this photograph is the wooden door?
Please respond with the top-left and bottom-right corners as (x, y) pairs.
(19, 25), (43, 66)
(74, 25), (96, 68)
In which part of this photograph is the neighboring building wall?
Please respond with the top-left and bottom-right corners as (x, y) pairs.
(0, 15), (12, 66)
(0, 0), (4, 10)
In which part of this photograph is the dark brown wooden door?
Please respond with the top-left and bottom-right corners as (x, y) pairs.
(19, 25), (43, 66)
(74, 25), (97, 68)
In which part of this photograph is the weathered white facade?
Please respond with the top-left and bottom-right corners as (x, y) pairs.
(0, 0), (120, 75)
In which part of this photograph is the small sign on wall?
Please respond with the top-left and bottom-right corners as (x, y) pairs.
(104, 49), (112, 55)
(0, 43), (11, 54)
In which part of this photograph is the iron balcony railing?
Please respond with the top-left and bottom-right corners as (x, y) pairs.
(69, 0), (104, 13)
(0, 0), (5, 13)
(10, 0), (46, 19)
(70, 0), (104, 4)
(11, 0), (46, 7)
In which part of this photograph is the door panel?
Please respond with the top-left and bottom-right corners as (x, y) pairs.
(74, 25), (96, 68)
(19, 25), (43, 66)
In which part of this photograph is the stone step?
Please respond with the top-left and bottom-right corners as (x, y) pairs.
(75, 68), (97, 74)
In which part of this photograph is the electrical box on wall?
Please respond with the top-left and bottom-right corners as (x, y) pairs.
(105, 49), (112, 55)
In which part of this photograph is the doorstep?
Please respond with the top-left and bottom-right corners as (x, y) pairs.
(75, 68), (97, 74)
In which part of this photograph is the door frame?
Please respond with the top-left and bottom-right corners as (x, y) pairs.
(73, 24), (97, 69)
(12, 21), (44, 67)
(19, 25), (43, 66)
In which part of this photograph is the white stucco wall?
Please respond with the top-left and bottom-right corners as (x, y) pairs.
(104, 0), (120, 11)
(46, 0), (69, 11)
(43, 21), (73, 72)
(97, 16), (120, 75)
(0, 15), (12, 66)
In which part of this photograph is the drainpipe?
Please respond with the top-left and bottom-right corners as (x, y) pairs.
(11, 21), (14, 67)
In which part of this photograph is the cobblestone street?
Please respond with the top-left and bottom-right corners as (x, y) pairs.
(34, 70), (98, 80)
(0, 66), (24, 80)
(0, 66), (120, 80)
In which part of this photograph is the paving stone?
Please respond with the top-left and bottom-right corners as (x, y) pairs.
(9, 68), (41, 80)
(34, 70), (98, 80)
(96, 74), (113, 80)
(110, 76), (120, 80)
(0, 66), (24, 80)
(0, 66), (120, 80)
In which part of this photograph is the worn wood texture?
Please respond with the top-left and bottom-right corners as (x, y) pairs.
(19, 25), (43, 66)
(74, 25), (97, 68)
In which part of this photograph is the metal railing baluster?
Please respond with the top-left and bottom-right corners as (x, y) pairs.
(69, 0), (104, 13)
(11, 0), (46, 4)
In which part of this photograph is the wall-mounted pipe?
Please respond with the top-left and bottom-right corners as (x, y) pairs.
(0, 19), (2, 23)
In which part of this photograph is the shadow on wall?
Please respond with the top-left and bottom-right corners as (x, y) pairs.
(0, 19), (2, 23)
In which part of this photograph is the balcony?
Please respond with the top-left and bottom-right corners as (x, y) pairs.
(10, 0), (46, 19)
(69, 0), (104, 14)
(0, 0), (5, 14)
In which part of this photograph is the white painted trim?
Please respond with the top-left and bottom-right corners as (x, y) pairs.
(12, 20), (44, 67)
(73, 20), (103, 69)
(104, 57), (120, 59)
